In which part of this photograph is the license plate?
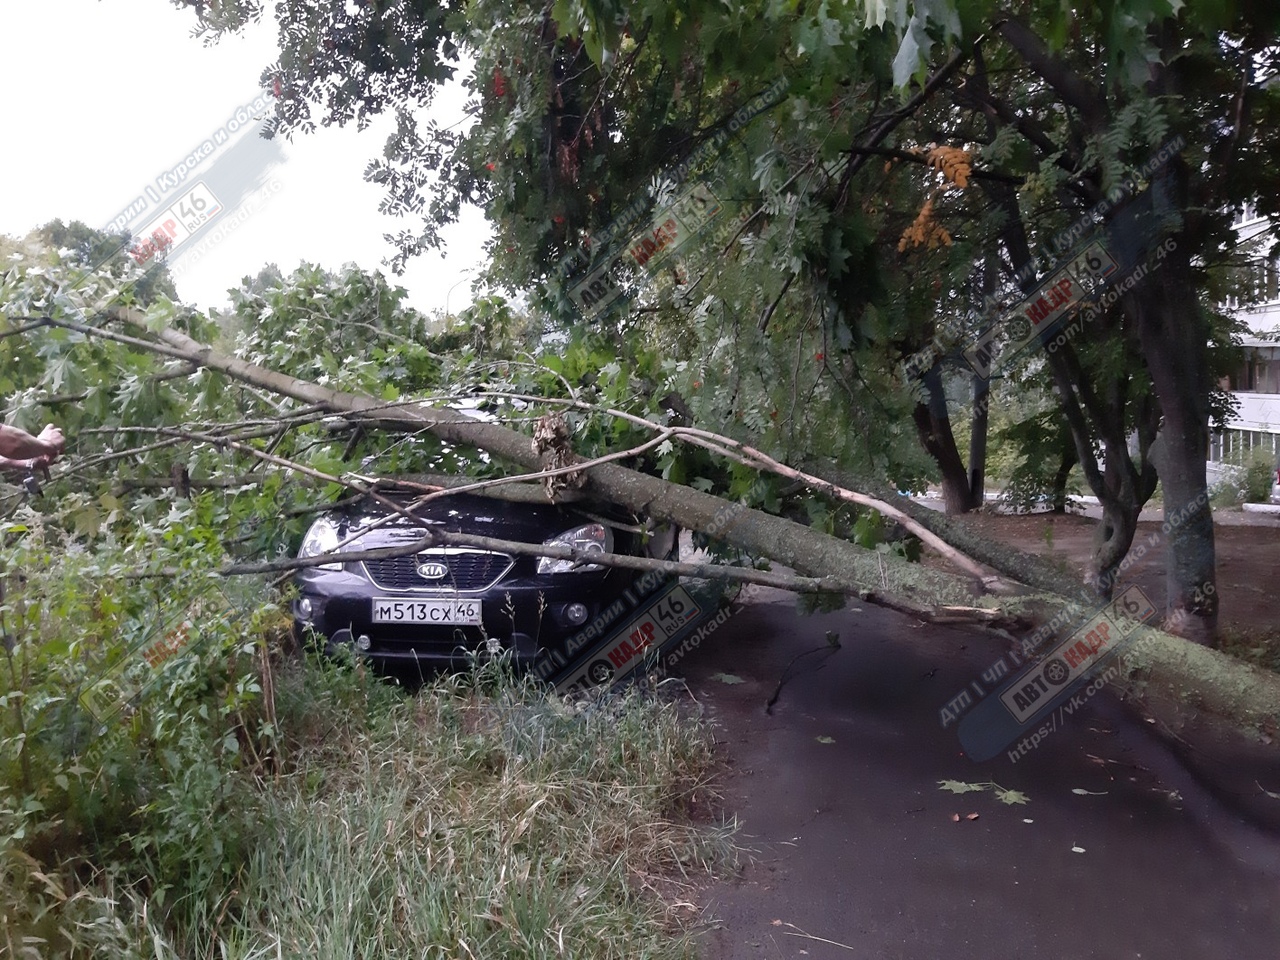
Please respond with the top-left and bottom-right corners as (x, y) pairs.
(371, 598), (482, 625)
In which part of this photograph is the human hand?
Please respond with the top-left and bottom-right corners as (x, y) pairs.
(36, 424), (65, 460)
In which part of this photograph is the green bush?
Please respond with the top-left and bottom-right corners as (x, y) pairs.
(1241, 446), (1277, 503)
(0, 508), (275, 955)
(1217, 445), (1277, 505)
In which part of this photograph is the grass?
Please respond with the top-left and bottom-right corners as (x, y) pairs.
(1219, 625), (1280, 676)
(218, 658), (733, 959)
(4, 650), (734, 959)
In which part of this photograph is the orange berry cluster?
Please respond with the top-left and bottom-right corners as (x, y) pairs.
(927, 145), (972, 189)
(898, 198), (953, 251)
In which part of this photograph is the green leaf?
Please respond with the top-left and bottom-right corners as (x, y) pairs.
(891, 19), (922, 88)
(710, 672), (744, 685)
(794, 18), (820, 57)
(994, 787), (1031, 805)
(816, 735), (835, 743)
(937, 779), (988, 794)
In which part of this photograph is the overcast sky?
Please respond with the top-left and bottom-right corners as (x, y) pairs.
(0, 0), (490, 317)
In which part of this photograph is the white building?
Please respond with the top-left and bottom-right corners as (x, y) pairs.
(1210, 203), (1280, 465)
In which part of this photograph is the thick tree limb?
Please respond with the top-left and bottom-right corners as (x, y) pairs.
(994, 18), (1107, 132)
(462, 389), (1001, 584)
(801, 461), (1074, 598)
(74, 310), (994, 612)
(698, 438), (999, 584)
(115, 475), (258, 492)
(381, 473), (595, 505)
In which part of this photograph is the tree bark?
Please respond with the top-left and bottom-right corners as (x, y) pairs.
(987, 11), (1218, 643)
(1049, 444), (1076, 513)
(911, 364), (973, 515)
(1091, 495), (1138, 599)
(126, 320), (987, 613)
(979, 175), (1159, 597)
(802, 462), (1078, 598)
(969, 373), (989, 510)
(1127, 236), (1219, 643)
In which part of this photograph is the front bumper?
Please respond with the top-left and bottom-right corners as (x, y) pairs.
(292, 564), (634, 667)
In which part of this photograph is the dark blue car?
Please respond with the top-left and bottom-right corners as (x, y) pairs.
(292, 485), (667, 672)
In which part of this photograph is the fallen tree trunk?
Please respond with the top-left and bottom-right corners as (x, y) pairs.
(76, 312), (992, 612)
(804, 461), (1083, 601)
(60, 311), (1280, 743)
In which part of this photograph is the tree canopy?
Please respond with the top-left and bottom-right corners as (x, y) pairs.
(169, 0), (1280, 641)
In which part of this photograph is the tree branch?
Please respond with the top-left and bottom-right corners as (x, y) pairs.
(216, 527), (849, 594)
(994, 18), (1106, 132)
(835, 45), (971, 210)
(758, 272), (797, 333)
(849, 145), (1023, 184)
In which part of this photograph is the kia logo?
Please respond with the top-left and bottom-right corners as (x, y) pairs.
(416, 561), (449, 580)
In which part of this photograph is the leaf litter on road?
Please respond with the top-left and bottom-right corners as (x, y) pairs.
(937, 780), (1030, 805)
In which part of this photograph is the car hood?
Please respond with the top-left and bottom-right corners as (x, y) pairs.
(335, 491), (609, 548)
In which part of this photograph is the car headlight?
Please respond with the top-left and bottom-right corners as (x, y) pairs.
(538, 523), (613, 574)
(298, 516), (343, 571)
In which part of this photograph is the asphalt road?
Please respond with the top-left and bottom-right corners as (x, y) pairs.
(680, 589), (1280, 960)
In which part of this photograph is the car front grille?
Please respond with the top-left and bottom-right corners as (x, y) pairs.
(361, 548), (515, 592)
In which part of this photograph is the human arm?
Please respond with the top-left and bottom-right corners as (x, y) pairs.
(0, 424), (65, 471)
